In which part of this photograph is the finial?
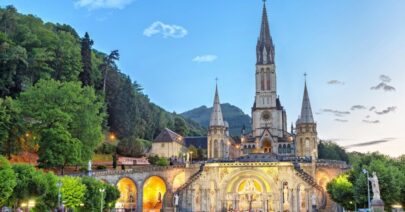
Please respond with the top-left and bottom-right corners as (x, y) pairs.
(263, 0), (266, 3)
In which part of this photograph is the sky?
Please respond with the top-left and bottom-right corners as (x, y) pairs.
(1, 0), (405, 156)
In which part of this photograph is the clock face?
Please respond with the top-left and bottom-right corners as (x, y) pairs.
(261, 111), (271, 121)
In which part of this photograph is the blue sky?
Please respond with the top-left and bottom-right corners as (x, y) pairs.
(2, 0), (405, 156)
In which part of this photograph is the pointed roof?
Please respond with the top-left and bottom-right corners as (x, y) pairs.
(298, 82), (315, 124)
(209, 84), (225, 127)
(154, 128), (183, 143)
(256, 1), (275, 65)
(259, 2), (272, 46)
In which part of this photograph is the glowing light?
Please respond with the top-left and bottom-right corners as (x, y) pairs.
(116, 178), (137, 209)
(109, 132), (116, 141)
(172, 172), (186, 190)
(143, 176), (166, 210)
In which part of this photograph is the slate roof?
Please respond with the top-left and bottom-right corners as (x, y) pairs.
(153, 128), (183, 144)
(184, 136), (208, 149)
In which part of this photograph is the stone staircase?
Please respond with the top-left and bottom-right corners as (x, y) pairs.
(293, 163), (327, 209)
(175, 163), (205, 194)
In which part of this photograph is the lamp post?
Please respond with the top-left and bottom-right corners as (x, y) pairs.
(189, 151), (193, 162)
(56, 181), (63, 209)
(99, 188), (105, 212)
(362, 169), (370, 211)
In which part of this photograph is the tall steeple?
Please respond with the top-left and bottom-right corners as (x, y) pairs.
(256, 0), (275, 65)
(298, 81), (314, 124)
(209, 83), (225, 127)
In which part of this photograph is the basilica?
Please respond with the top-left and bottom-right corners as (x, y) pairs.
(99, 2), (348, 212)
(175, 2), (347, 212)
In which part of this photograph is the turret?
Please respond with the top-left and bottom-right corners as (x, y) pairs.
(207, 83), (228, 159)
(295, 81), (318, 158)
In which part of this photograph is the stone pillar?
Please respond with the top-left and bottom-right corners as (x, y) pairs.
(371, 199), (384, 212)
(136, 180), (143, 212)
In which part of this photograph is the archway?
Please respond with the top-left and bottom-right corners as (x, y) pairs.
(172, 172), (185, 191)
(116, 177), (137, 210)
(143, 176), (167, 211)
(263, 139), (271, 153)
(222, 170), (274, 212)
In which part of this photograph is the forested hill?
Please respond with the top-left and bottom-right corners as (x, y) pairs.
(0, 5), (205, 140)
(181, 103), (252, 136)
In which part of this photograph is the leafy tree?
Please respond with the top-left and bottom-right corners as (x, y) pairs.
(116, 136), (145, 157)
(80, 177), (105, 211)
(33, 172), (58, 211)
(0, 156), (16, 207)
(318, 140), (349, 162)
(104, 183), (120, 209)
(61, 176), (86, 210)
(174, 116), (188, 136)
(9, 164), (50, 209)
(327, 174), (355, 210)
(0, 97), (25, 158)
(38, 126), (81, 175)
(79, 32), (93, 86)
(18, 79), (105, 167)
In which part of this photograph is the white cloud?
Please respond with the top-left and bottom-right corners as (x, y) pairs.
(192, 55), (218, 63)
(143, 21), (188, 38)
(75, 0), (134, 10)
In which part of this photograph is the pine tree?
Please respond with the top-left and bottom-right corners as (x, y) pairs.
(79, 32), (93, 86)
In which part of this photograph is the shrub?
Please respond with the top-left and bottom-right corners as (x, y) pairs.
(116, 136), (144, 157)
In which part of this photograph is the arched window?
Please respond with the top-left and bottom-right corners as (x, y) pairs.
(213, 140), (218, 158)
(305, 138), (310, 153)
(287, 144), (291, 154)
(283, 144), (286, 154)
(260, 69), (265, 90)
(278, 144), (282, 154)
(266, 68), (271, 90)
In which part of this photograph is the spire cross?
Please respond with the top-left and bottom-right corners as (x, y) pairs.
(215, 77), (218, 84)
(304, 73), (307, 81)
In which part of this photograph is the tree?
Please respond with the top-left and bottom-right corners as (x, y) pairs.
(101, 50), (119, 93)
(9, 164), (50, 209)
(0, 156), (16, 207)
(38, 126), (81, 175)
(318, 140), (349, 162)
(104, 183), (120, 209)
(116, 136), (145, 157)
(18, 79), (105, 167)
(61, 176), (86, 210)
(0, 97), (25, 158)
(327, 174), (355, 210)
(79, 32), (93, 86)
(80, 177), (105, 211)
(174, 116), (188, 136)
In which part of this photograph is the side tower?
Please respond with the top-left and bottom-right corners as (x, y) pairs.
(207, 84), (228, 159)
(295, 82), (318, 158)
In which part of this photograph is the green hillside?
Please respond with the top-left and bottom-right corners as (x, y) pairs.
(181, 103), (251, 136)
(0, 5), (205, 146)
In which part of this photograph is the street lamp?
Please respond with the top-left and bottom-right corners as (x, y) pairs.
(56, 181), (63, 209)
(362, 169), (371, 211)
(99, 188), (106, 212)
(189, 151), (193, 162)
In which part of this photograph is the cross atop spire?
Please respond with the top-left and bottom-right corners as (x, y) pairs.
(256, 0), (275, 65)
(298, 81), (315, 124)
(210, 83), (225, 127)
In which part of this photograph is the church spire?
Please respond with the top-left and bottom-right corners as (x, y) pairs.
(209, 81), (225, 127)
(256, 0), (275, 65)
(298, 80), (315, 124)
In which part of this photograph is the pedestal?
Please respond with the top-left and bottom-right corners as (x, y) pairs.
(371, 198), (384, 212)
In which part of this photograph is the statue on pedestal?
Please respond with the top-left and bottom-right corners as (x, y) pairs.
(368, 172), (384, 212)
(368, 172), (381, 200)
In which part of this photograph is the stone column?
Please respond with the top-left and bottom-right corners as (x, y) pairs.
(136, 180), (143, 212)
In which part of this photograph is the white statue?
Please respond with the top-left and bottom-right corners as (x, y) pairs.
(283, 184), (289, 203)
(311, 193), (317, 206)
(88, 160), (92, 171)
(174, 194), (179, 206)
(244, 179), (256, 192)
(368, 172), (381, 200)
